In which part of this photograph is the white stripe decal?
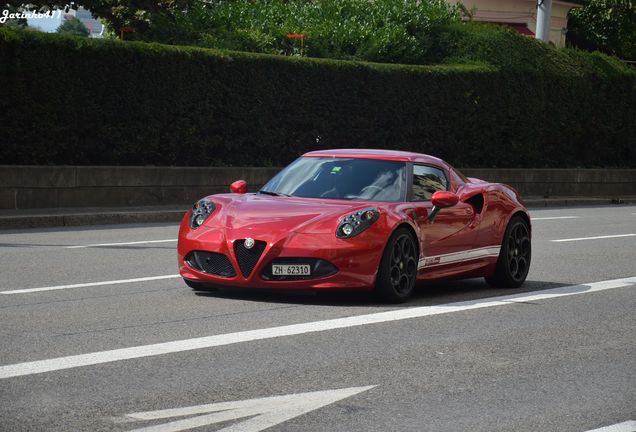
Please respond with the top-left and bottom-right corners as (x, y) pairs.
(418, 246), (500, 269)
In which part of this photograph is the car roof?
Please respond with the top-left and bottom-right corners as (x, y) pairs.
(303, 148), (447, 166)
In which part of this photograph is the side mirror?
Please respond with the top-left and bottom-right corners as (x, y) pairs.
(431, 191), (459, 208)
(429, 191), (459, 223)
(230, 180), (247, 194)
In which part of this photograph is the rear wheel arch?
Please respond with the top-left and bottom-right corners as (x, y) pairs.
(513, 209), (530, 224)
(510, 210), (531, 235)
(495, 210), (531, 245)
(486, 214), (531, 288)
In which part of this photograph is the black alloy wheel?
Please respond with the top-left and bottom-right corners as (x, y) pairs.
(376, 228), (418, 303)
(485, 216), (531, 288)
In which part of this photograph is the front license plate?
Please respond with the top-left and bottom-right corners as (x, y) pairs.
(272, 264), (311, 276)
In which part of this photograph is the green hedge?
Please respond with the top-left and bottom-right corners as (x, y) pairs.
(0, 26), (634, 167)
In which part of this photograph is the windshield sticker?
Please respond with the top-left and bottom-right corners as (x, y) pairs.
(331, 166), (342, 174)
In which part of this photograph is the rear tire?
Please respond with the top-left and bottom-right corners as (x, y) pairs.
(485, 215), (531, 288)
(183, 278), (218, 291)
(375, 228), (418, 303)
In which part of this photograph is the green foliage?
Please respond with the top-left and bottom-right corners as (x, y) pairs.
(431, 22), (630, 75)
(56, 17), (90, 37)
(0, 27), (634, 168)
(131, 0), (462, 64)
(1, 1), (194, 35)
(568, 0), (636, 60)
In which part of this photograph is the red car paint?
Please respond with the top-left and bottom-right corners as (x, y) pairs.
(177, 149), (530, 291)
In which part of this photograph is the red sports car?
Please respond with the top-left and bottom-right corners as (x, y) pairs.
(178, 149), (531, 302)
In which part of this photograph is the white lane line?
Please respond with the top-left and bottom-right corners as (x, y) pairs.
(66, 239), (177, 249)
(551, 234), (636, 243)
(583, 420), (636, 432)
(532, 216), (580, 220)
(0, 275), (180, 295)
(0, 276), (633, 380)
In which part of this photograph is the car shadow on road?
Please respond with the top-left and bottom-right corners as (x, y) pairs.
(193, 278), (571, 308)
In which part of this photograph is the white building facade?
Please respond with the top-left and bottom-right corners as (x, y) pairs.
(453, 0), (584, 47)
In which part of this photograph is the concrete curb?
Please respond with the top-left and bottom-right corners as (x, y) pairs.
(523, 197), (636, 207)
(0, 207), (186, 230)
(0, 198), (634, 230)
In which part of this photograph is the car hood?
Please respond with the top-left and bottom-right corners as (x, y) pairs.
(205, 193), (374, 237)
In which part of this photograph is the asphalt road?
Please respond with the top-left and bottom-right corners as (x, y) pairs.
(0, 205), (635, 432)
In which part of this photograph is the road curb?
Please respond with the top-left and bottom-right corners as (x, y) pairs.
(0, 209), (185, 230)
(1, 198), (634, 230)
(524, 197), (636, 208)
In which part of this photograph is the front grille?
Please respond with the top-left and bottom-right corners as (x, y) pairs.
(233, 239), (267, 278)
(186, 251), (236, 277)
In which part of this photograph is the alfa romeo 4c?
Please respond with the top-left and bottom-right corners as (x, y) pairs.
(178, 149), (531, 302)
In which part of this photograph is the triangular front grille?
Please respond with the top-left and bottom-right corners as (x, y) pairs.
(233, 239), (266, 278)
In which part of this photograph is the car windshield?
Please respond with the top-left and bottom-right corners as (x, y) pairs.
(260, 157), (406, 202)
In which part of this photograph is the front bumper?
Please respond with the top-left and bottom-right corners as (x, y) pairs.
(177, 217), (384, 290)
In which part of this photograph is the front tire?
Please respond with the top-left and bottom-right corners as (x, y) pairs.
(485, 215), (531, 288)
(376, 228), (418, 303)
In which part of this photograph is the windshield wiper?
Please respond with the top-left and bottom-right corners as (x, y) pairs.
(258, 190), (291, 197)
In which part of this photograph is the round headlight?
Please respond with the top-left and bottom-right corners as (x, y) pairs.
(189, 198), (216, 229)
(194, 214), (206, 227)
(341, 223), (354, 236)
(336, 207), (379, 238)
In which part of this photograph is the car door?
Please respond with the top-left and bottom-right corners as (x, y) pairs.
(409, 164), (478, 273)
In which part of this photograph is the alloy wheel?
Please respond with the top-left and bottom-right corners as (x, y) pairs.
(389, 234), (417, 295)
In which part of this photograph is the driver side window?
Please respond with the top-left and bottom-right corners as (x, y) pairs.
(412, 165), (448, 201)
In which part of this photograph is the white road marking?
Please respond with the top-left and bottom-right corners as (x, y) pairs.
(532, 216), (580, 220)
(0, 276), (633, 380)
(118, 386), (375, 432)
(583, 420), (636, 432)
(66, 239), (177, 249)
(0, 275), (180, 295)
(551, 234), (636, 243)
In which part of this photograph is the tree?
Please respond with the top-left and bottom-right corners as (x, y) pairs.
(567, 0), (636, 60)
(57, 16), (90, 36)
(2, 1), (195, 36)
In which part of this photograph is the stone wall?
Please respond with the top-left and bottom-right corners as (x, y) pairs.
(1, 166), (634, 209)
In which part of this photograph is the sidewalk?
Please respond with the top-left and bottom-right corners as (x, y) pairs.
(0, 205), (187, 230)
(523, 196), (636, 207)
(0, 197), (634, 230)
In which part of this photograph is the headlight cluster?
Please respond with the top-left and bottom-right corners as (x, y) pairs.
(190, 198), (216, 229)
(336, 208), (380, 238)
